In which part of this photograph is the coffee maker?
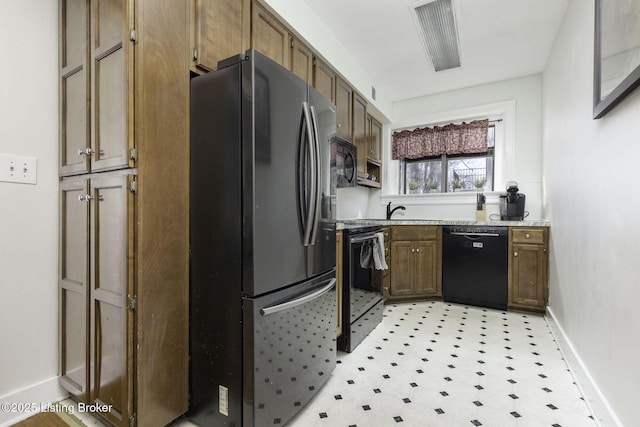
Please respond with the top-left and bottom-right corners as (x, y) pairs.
(499, 181), (526, 220)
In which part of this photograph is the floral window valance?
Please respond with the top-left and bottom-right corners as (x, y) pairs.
(392, 119), (489, 160)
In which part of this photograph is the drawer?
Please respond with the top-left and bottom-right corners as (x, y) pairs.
(391, 225), (438, 241)
(511, 228), (546, 244)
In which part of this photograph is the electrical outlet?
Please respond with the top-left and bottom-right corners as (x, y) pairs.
(0, 153), (37, 185)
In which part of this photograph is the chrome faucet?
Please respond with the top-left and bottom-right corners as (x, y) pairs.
(386, 202), (406, 220)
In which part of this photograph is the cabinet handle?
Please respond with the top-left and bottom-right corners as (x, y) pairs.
(514, 251), (518, 257)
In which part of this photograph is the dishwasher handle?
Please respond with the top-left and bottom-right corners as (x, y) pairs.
(450, 231), (501, 238)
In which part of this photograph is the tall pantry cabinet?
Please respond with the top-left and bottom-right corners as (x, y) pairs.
(58, 1), (190, 426)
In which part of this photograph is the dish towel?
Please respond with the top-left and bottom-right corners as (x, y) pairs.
(372, 232), (388, 270)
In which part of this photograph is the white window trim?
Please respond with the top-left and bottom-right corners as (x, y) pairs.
(383, 100), (515, 206)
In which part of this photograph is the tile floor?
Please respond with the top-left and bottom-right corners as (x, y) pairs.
(57, 301), (597, 427)
(285, 301), (596, 427)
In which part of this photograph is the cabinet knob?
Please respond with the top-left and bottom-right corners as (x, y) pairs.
(77, 147), (95, 157)
(337, 124), (341, 128)
(525, 233), (530, 239)
(416, 248), (420, 253)
(514, 251), (519, 257)
(77, 194), (93, 202)
(411, 248), (415, 253)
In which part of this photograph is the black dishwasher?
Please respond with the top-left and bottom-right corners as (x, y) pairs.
(442, 226), (508, 310)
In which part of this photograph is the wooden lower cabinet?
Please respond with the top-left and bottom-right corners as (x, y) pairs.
(60, 172), (135, 425)
(508, 228), (549, 312)
(387, 226), (442, 300)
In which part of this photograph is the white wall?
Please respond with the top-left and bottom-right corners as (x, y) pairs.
(543, 0), (640, 425)
(0, 2), (65, 424)
(345, 75), (544, 221)
(262, 0), (392, 119)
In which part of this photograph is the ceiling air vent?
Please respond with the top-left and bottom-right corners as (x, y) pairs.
(411, 0), (462, 72)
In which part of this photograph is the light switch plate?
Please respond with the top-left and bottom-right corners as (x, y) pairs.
(0, 153), (37, 185)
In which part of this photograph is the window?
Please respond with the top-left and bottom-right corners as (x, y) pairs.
(401, 125), (495, 193)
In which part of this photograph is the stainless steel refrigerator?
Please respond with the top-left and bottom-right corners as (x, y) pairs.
(189, 49), (337, 427)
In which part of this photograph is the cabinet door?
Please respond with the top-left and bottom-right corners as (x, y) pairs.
(510, 244), (547, 310)
(192, 0), (250, 72)
(414, 241), (439, 296)
(89, 174), (134, 426)
(251, 3), (289, 67)
(353, 94), (367, 174)
(59, 177), (90, 400)
(60, 0), (90, 176)
(367, 115), (382, 162)
(313, 57), (336, 103)
(390, 241), (415, 297)
(335, 77), (353, 140)
(290, 36), (313, 84)
(90, 0), (132, 173)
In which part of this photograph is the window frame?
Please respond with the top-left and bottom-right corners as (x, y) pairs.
(399, 123), (496, 194)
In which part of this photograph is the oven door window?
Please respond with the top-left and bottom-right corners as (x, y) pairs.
(349, 239), (382, 322)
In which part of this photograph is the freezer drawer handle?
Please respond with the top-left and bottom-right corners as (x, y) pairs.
(260, 278), (336, 316)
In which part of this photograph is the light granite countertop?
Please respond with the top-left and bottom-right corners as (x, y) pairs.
(337, 218), (550, 229)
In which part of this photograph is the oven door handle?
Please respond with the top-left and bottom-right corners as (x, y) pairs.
(349, 233), (379, 243)
(260, 279), (336, 316)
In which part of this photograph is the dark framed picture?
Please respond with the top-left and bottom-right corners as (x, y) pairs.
(593, 0), (640, 119)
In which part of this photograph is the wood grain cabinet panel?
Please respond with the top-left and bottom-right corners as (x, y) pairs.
(90, 0), (132, 173)
(508, 227), (549, 313)
(59, 1), (190, 426)
(335, 77), (353, 141)
(191, 0), (250, 73)
(60, 0), (90, 176)
(251, 2), (289, 67)
(353, 93), (367, 174)
(313, 57), (336, 103)
(367, 114), (382, 162)
(59, 177), (90, 400)
(290, 36), (313, 84)
(388, 226), (442, 300)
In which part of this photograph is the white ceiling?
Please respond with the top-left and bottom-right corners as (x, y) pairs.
(303, 0), (570, 103)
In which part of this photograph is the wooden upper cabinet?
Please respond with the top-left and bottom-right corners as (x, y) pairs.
(290, 36), (313, 84)
(313, 57), (336, 103)
(353, 94), (367, 174)
(335, 77), (353, 141)
(367, 114), (382, 162)
(251, 2), (289, 67)
(60, 0), (90, 176)
(191, 0), (250, 73)
(60, 0), (132, 176)
(90, 0), (132, 174)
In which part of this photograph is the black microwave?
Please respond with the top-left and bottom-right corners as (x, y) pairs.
(332, 136), (357, 188)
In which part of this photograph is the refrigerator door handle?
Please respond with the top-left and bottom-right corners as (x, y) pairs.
(309, 105), (322, 245)
(260, 278), (336, 316)
(302, 102), (317, 247)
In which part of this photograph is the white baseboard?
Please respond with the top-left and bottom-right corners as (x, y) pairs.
(545, 307), (623, 427)
(0, 376), (68, 427)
